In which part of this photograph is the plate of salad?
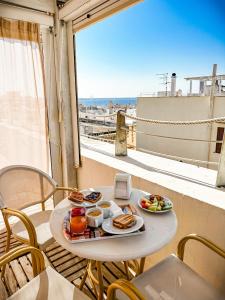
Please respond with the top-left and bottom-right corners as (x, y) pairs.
(138, 194), (173, 213)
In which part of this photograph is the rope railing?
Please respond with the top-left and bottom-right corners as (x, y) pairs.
(138, 148), (218, 166)
(121, 126), (218, 143)
(120, 111), (225, 125)
(115, 110), (223, 171)
(80, 110), (225, 124)
(79, 110), (225, 186)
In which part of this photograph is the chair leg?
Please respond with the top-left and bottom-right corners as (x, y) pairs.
(139, 257), (146, 274)
(1, 230), (11, 278)
(124, 261), (130, 280)
(89, 274), (98, 299)
(30, 243), (39, 277)
(79, 265), (89, 290)
(96, 261), (104, 300)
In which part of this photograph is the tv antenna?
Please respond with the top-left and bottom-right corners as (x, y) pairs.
(156, 73), (170, 96)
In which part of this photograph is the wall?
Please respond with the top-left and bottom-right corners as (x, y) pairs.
(78, 153), (225, 294)
(136, 96), (225, 167)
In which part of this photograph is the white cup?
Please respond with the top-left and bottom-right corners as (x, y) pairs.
(86, 207), (104, 228)
(97, 200), (112, 219)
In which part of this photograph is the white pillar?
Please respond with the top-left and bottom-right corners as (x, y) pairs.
(171, 73), (176, 96)
(189, 80), (192, 95)
(200, 80), (205, 95)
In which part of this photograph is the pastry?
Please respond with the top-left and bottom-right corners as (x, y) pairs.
(84, 192), (102, 203)
(68, 191), (84, 203)
(113, 214), (136, 229)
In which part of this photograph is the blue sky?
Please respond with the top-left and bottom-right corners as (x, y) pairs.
(76, 0), (225, 97)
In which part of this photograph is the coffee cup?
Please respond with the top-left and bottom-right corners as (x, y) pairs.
(86, 208), (104, 228)
(97, 200), (112, 218)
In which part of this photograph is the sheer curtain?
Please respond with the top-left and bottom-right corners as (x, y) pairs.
(0, 18), (50, 173)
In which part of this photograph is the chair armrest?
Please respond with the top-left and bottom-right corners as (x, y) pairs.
(107, 279), (146, 300)
(1, 208), (38, 248)
(177, 234), (225, 261)
(0, 245), (45, 277)
(55, 186), (77, 193)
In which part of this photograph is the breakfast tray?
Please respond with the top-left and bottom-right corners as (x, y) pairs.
(63, 203), (145, 244)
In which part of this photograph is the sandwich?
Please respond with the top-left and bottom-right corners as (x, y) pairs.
(113, 214), (136, 229)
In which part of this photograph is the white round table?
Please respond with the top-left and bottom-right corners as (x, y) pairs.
(50, 186), (177, 261)
(50, 186), (177, 299)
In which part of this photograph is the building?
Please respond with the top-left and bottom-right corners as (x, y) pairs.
(136, 69), (225, 168)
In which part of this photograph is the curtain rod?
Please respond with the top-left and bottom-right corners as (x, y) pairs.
(0, 0), (54, 17)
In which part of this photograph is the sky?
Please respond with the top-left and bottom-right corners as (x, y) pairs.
(75, 0), (225, 98)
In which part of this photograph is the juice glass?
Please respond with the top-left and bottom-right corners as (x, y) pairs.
(70, 207), (87, 234)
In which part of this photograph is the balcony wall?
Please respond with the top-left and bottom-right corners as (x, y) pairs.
(78, 138), (225, 294)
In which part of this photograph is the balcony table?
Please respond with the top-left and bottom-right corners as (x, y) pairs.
(50, 186), (177, 300)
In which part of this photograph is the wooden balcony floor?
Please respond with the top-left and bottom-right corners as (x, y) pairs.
(0, 229), (128, 299)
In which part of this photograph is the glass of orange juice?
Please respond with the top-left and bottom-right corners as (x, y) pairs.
(70, 207), (87, 234)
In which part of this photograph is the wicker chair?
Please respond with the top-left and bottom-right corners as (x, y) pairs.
(107, 234), (225, 300)
(0, 165), (76, 275)
(0, 246), (90, 300)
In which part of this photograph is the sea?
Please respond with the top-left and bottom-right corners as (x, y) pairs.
(79, 97), (137, 107)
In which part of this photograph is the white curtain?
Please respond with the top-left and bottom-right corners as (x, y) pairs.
(0, 18), (50, 173)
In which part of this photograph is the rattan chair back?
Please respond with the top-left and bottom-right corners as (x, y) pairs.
(0, 165), (57, 210)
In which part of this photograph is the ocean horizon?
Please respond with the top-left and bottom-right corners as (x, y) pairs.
(79, 97), (137, 106)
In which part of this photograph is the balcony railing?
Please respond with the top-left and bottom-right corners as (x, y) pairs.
(80, 110), (225, 188)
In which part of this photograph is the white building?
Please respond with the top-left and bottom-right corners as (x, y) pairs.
(136, 71), (225, 168)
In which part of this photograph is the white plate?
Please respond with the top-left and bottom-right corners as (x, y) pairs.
(102, 215), (144, 235)
(138, 195), (173, 214)
(69, 189), (103, 208)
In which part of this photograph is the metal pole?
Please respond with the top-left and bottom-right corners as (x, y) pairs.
(207, 64), (217, 168)
(216, 134), (225, 187)
(115, 110), (127, 156)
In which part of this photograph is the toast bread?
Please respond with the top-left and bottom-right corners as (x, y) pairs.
(113, 214), (136, 229)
